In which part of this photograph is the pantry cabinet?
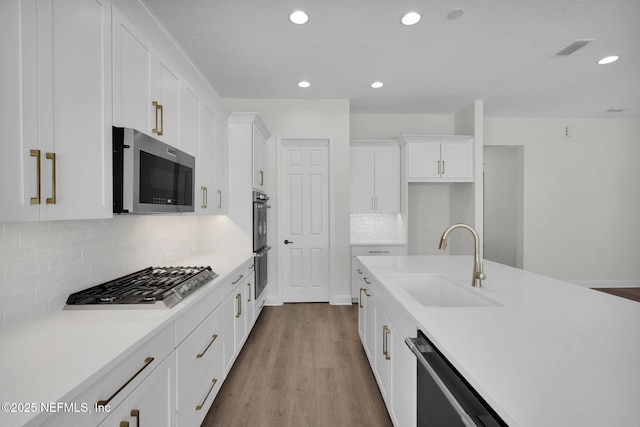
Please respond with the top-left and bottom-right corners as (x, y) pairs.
(113, 8), (182, 147)
(0, 0), (112, 223)
(403, 135), (474, 182)
(350, 141), (401, 213)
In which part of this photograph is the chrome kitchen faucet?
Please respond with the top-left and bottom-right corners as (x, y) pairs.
(438, 223), (486, 287)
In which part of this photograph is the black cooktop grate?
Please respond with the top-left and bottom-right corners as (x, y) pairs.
(66, 266), (214, 305)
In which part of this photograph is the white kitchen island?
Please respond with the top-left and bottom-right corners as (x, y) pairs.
(357, 255), (640, 427)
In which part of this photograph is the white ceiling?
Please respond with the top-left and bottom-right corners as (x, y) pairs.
(143, 0), (640, 117)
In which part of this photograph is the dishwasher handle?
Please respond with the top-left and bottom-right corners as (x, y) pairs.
(405, 337), (476, 427)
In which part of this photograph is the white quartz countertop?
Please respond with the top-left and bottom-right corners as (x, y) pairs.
(358, 255), (640, 427)
(0, 252), (253, 427)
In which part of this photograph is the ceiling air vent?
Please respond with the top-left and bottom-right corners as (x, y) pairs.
(556, 40), (593, 56)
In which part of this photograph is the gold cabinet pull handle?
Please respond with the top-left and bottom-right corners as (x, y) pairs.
(196, 334), (218, 359)
(363, 277), (371, 285)
(232, 274), (244, 285)
(195, 378), (218, 411)
(30, 149), (41, 205)
(130, 409), (140, 427)
(442, 160), (445, 175)
(201, 186), (207, 208)
(96, 357), (154, 407)
(120, 422), (129, 427)
(236, 293), (242, 317)
(359, 288), (365, 308)
(217, 189), (222, 208)
(46, 152), (56, 204)
(383, 326), (391, 360)
(259, 170), (264, 186)
(152, 101), (163, 136)
(247, 282), (252, 301)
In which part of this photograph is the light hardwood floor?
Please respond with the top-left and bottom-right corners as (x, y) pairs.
(202, 303), (393, 427)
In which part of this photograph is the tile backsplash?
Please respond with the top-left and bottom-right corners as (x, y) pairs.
(0, 215), (233, 328)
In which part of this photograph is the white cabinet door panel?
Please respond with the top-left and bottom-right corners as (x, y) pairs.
(373, 143), (400, 213)
(113, 8), (151, 132)
(407, 142), (441, 180)
(441, 141), (474, 180)
(349, 144), (375, 213)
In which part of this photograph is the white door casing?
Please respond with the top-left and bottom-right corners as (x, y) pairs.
(278, 138), (331, 302)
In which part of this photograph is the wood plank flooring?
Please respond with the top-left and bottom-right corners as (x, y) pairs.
(202, 303), (393, 427)
(593, 287), (640, 303)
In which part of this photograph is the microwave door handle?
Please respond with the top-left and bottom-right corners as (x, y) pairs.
(405, 338), (475, 426)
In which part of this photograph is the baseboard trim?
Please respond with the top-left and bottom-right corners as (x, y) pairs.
(330, 294), (353, 305)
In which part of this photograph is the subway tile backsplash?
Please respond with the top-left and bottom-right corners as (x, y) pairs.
(0, 215), (214, 328)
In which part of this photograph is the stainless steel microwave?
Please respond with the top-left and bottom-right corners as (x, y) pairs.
(113, 127), (195, 214)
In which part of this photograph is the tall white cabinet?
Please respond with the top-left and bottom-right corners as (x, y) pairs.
(350, 140), (401, 214)
(227, 113), (271, 236)
(0, 0), (112, 222)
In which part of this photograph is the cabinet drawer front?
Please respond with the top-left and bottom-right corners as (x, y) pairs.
(175, 278), (227, 345)
(177, 351), (224, 427)
(176, 304), (223, 408)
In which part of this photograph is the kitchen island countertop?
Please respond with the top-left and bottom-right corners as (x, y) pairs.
(358, 255), (640, 427)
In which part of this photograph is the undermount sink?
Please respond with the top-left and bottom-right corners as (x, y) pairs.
(389, 274), (500, 307)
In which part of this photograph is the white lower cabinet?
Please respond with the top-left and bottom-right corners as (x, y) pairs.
(355, 258), (416, 427)
(176, 303), (224, 426)
(41, 325), (175, 427)
(99, 353), (176, 427)
(223, 269), (251, 375)
(375, 305), (392, 403)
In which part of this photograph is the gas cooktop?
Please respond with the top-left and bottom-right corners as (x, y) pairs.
(65, 266), (218, 309)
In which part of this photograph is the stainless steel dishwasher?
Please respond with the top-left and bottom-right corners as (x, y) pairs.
(405, 331), (508, 426)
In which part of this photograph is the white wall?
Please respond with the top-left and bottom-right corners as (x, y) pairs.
(485, 117), (640, 283)
(224, 99), (351, 304)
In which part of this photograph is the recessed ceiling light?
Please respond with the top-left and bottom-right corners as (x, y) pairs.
(298, 81), (311, 88)
(290, 10), (309, 25)
(597, 55), (619, 65)
(371, 81), (384, 89)
(401, 12), (421, 26)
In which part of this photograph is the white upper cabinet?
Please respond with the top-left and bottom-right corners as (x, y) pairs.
(350, 141), (401, 213)
(252, 126), (268, 191)
(113, 8), (182, 148)
(112, 8), (151, 133)
(197, 103), (215, 213)
(403, 135), (474, 182)
(0, 0), (112, 222)
(213, 115), (229, 214)
(228, 113), (271, 194)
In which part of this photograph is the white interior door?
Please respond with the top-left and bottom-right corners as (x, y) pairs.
(279, 138), (331, 302)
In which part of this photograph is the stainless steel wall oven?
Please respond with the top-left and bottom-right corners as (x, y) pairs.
(253, 190), (270, 299)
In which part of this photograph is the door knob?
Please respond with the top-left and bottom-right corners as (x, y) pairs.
(284, 239), (294, 245)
